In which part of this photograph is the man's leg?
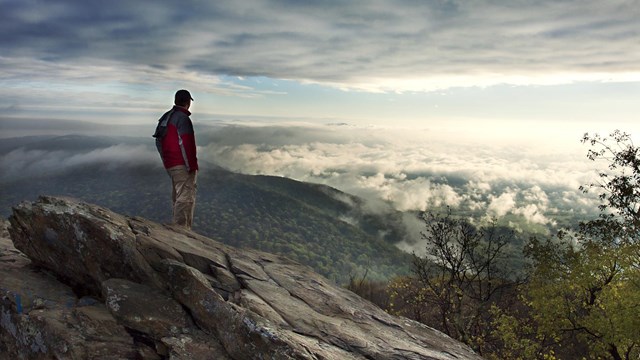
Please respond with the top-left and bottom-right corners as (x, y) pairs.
(184, 170), (197, 227)
(167, 165), (197, 228)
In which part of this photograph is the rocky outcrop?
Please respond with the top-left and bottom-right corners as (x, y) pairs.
(1, 196), (483, 359)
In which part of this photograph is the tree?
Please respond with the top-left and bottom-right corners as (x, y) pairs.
(522, 131), (640, 360)
(580, 130), (640, 245)
(390, 209), (515, 354)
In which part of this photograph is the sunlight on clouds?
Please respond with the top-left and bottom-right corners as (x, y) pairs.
(200, 124), (601, 228)
(3, 0), (639, 107)
(330, 71), (640, 93)
(354, 174), (462, 212)
(487, 191), (517, 218)
(515, 204), (553, 225)
(485, 186), (555, 225)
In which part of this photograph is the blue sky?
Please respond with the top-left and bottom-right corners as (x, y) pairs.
(2, 0), (639, 234)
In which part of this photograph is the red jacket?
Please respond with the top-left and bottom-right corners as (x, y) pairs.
(155, 106), (198, 172)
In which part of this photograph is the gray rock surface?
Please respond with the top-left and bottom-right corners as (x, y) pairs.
(2, 196), (484, 359)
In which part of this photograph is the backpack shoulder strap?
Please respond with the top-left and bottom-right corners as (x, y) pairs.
(152, 109), (175, 138)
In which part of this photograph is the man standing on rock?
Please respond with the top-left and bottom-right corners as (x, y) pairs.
(153, 89), (199, 229)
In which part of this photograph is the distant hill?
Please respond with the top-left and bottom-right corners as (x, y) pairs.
(1, 135), (413, 283)
(0, 134), (144, 153)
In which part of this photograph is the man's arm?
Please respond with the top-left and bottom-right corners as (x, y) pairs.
(175, 117), (199, 172)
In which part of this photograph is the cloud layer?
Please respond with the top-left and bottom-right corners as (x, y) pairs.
(0, 143), (160, 182)
(199, 124), (601, 230)
(0, 123), (606, 256)
(1, 123), (600, 229)
(2, 0), (639, 92)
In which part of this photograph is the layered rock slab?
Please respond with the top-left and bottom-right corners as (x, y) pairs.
(3, 196), (483, 359)
(0, 220), (139, 359)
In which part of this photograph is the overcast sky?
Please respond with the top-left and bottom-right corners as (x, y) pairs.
(1, 0), (638, 127)
(2, 0), (639, 232)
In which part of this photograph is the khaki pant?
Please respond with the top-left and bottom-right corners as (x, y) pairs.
(167, 165), (197, 228)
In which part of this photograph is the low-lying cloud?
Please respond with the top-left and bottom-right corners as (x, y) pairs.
(199, 124), (601, 232)
(1, 123), (604, 241)
(0, 144), (160, 182)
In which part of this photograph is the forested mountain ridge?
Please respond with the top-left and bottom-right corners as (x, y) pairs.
(1, 135), (412, 283)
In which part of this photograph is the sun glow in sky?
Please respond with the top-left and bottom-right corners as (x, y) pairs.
(2, 0), (639, 232)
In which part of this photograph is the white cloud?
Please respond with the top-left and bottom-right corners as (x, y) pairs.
(0, 144), (159, 182)
(199, 123), (601, 225)
(514, 204), (552, 225)
(487, 191), (517, 218)
(0, 121), (605, 232)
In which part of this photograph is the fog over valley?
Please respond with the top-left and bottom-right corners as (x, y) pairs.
(1, 117), (612, 254)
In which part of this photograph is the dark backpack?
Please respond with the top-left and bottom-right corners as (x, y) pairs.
(152, 109), (174, 139)
(153, 109), (174, 154)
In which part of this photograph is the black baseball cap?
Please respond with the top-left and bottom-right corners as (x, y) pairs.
(175, 89), (194, 104)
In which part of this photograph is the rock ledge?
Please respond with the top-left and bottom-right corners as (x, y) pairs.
(1, 196), (482, 359)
